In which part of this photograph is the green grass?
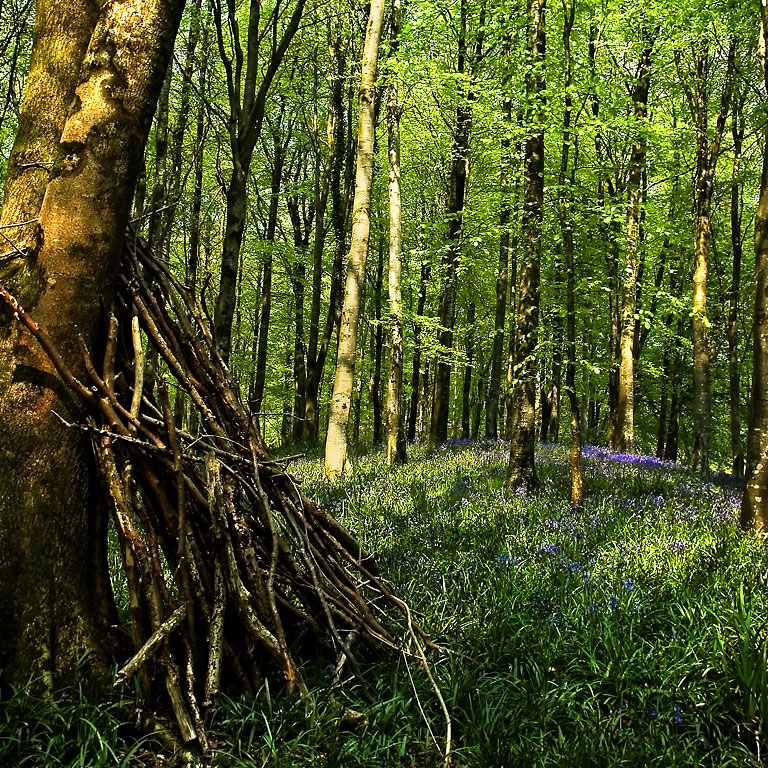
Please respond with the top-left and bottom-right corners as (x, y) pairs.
(2, 441), (766, 766)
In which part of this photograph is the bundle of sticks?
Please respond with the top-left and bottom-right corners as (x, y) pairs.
(2, 233), (430, 753)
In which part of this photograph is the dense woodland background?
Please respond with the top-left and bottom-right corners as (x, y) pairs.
(0, 0), (763, 466)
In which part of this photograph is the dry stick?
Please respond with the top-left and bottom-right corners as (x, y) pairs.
(116, 604), (187, 684)
(96, 433), (151, 699)
(129, 311), (144, 423)
(103, 312), (119, 396)
(400, 600), (452, 768)
(78, 334), (165, 447)
(126, 284), (225, 441)
(250, 441), (304, 695)
(206, 455), (285, 666)
(130, 242), (216, 352)
(159, 382), (195, 640)
(275, 487), (395, 647)
(204, 452), (228, 709)
(278, 499), (374, 701)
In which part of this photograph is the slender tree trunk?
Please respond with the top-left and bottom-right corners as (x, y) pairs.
(656, 353), (669, 458)
(147, 64), (172, 254)
(461, 302), (475, 439)
(0, 0), (184, 690)
(304, 38), (347, 442)
(212, 0), (306, 364)
(742, 12), (768, 532)
(555, 0), (582, 505)
(486, 32), (511, 440)
(676, 38), (736, 478)
(385, 0), (404, 463)
(324, 0), (387, 476)
(371, 234), (384, 444)
(251, 128), (286, 419)
(286, 170), (314, 444)
(187, 27), (209, 296)
(507, 0), (546, 489)
(729, 94), (745, 476)
(429, 0), (485, 449)
(617, 34), (653, 454)
(407, 256), (429, 441)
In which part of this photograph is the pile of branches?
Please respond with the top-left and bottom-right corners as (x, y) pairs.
(2, 233), (433, 754)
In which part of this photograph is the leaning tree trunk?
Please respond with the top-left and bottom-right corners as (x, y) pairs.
(324, 0), (387, 477)
(507, 0), (546, 490)
(0, 0), (184, 691)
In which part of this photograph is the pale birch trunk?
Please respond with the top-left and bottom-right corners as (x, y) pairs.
(385, 0), (404, 465)
(324, 0), (386, 476)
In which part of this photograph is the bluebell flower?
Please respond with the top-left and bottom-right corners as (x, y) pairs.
(650, 709), (658, 719)
(609, 596), (619, 611)
(622, 577), (634, 593)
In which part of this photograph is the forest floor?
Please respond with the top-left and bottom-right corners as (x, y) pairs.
(1, 441), (766, 767)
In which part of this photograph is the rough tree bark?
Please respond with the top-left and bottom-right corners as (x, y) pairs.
(324, 0), (387, 477)
(507, 0), (546, 490)
(0, 0), (184, 690)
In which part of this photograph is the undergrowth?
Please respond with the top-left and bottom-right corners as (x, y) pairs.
(1, 441), (766, 766)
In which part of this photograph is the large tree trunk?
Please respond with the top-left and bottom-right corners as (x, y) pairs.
(0, 0), (184, 690)
(507, 0), (546, 490)
(324, 0), (387, 476)
(617, 34), (653, 454)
